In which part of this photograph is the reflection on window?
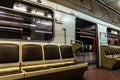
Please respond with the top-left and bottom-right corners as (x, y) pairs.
(31, 9), (45, 16)
(111, 30), (118, 35)
(0, 26), (23, 39)
(47, 13), (52, 18)
(13, 2), (52, 18)
(13, 3), (27, 12)
(31, 18), (53, 40)
(107, 28), (119, 46)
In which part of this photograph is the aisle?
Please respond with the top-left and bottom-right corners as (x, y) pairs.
(84, 68), (120, 80)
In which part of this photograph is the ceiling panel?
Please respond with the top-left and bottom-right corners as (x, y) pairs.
(100, 0), (120, 14)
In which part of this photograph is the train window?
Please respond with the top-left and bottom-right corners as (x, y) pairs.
(0, 9), (24, 39)
(0, 1), (54, 41)
(107, 28), (119, 46)
(13, 2), (52, 18)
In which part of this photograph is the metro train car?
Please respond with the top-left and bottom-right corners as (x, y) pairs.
(37, 0), (120, 69)
(0, 0), (120, 80)
(0, 0), (88, 80)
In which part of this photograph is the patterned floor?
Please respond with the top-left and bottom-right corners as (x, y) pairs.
(84, 68), (120, 80)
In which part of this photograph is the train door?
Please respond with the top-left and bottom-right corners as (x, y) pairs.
(75, 18), (97, 69)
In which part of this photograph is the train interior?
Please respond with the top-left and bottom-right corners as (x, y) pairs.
(75, 18), (97, 69)
(0, 0), (88, 80)
(0, 0), (120, 80)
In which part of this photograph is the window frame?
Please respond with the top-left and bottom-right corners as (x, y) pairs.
(0, 0), (55, 42)
(107, 27), (119, 46)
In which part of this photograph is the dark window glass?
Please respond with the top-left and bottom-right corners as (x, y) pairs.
(0, 2), (54, 41)
(107, 28), (119, 46)
(0, 9), (24, 39)
(31, 18), (53, 40)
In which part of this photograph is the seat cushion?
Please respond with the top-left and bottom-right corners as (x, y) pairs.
(0, 70), (22, 76)
(23, 67), (50, 72)
(0, 44), (19, 63)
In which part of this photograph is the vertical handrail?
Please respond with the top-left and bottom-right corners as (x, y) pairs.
(62, 28), (66, 44)
(71, 40), (85, 61)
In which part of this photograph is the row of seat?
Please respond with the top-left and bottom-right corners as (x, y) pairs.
(0, 41), (88, 80)
(101, 45), (120, 69)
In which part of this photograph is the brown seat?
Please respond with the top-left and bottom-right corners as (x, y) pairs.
(110, 47), (116, 55)
(114, 48), (119, 54)
(0, 43), (24, 79)
(0, 44), (19, 63)
(101, 45), (120, 69)
(44, 45), (60, 60)
(22, 44), (43, 61)
(23, 44), (88, 80)
(60, 45), (74, 58)
(104, 48), (111, 55)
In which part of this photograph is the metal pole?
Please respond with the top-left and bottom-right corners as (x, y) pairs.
(62, 28), (66, 44)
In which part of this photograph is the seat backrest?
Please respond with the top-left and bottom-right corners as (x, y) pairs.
(60, 45), (74, 63)
(110, 47), (116, 55)
(113, 48), (119, 54)
(22, 44), (43, 62)
(43, 45), (60, 60)
(104, 48), (111, 55)
(0, 43), (19, 68)
(60, 45), (74, 59)
(117, 48), (120, 54)
(21, 42), (44, 66)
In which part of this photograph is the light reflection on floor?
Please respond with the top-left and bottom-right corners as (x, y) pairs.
(76, 52), (97, 69)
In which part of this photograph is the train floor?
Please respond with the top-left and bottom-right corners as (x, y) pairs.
(76, 52), (120, 80)
(77, 52), (96, 64)
(83, 68), (120, 80)
(77, 52), (97, 69)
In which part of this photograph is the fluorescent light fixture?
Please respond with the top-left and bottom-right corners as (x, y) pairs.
(14, 7), (27, 12)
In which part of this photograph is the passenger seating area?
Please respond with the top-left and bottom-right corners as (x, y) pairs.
(101, 45), (120, 69)
(0, 42), (24, 80)
(0, 41), (88, 80)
